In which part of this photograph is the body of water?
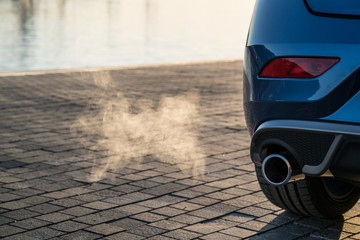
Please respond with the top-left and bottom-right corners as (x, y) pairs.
(1, 0), (255, 71)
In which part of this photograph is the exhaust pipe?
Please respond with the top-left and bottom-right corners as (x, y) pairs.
(262, 153), (305, 186)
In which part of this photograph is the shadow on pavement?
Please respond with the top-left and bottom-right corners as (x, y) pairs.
(250, 211), (345, 240)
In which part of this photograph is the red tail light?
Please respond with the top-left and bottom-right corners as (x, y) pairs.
(259, 57), (340, 78)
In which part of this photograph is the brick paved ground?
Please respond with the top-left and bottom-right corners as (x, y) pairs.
(0, 60), (359, 239)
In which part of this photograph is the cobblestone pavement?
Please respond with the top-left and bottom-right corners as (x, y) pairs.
(0, 60), (359, 239)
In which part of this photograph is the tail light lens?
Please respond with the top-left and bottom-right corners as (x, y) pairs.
(259, 57), (340, 78)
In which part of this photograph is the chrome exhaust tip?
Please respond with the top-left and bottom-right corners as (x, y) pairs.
(261, 154), (304, 186)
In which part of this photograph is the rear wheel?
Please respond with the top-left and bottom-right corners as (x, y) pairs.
(255, 166), (360, 218)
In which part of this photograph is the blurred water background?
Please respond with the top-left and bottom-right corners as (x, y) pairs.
(0, 0), (255, 71)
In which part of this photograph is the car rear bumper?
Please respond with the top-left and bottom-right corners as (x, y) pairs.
(251, 120), (360, 184)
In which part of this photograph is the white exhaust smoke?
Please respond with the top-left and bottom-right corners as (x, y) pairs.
(72, 71), (206, 182)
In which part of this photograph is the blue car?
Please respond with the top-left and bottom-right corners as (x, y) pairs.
(244, 0), (360, 218)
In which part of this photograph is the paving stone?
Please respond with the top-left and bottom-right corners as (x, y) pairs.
(142, 183), (188, 196)
(50, 220), (89, 232)
(163, 229), (202, 240)
(348, 217), (360, 226)
(11, 218), (50, 230)
(17, 227), (63, 239)
(19, 196), (51, 204)
(2, 182), (29, 190)
(42, 191), (75, 199)
(311, 228), (351, 240)
(14, 171), (52, 180)
(0, 160), (26, 169)
(220, 227), (258, 238)
(205, 191), (235, 200)
(74, 210), (125, 225)
(0, 201), (30, 210)
(176, 179), (204, 187)
(36, 212), (73, 223)
(239, 220), (277, 232)
(149, 176), (176, 184)
(93, 189), (123, 198)
(10, 189), (45, 198)
(104, 192), (154, 206)
(57, 230), (102, 240)
(350, 233), (360, 239)
(254, 201), (282, 211)
(0, 216), (14, 225)
(0, 187), (11, 194)
(82, 201), (117, 210)
(0, 225), (25, 237)
(31, 183), (65, 192)
(255, 228), (304, 240)
(115, 204), (151, 216)
(27, 203), (64, 214)
(2, 209), (40, 221)
(105, 232), (145, 240)
(60, 206), (97, 217)
(71, 193), (105, 202)
(238, 206), (273, 218)
(51, 198), (85, 207)
(138, 195), (184, 208)
(1, 233), (39, 240)
(170, 214), (206, 224)
(344, 208), (360, 220)
(121, 173), (150, 181)
(110, 218), (146, 229)
(126, 225), (168, 237)
(340, 223), (360, 234)
(111, 184), (143, 193)
(296, 236), (330, 240)
(87, 182), (113, 191)
(0, 207), (9, 214)
(295, 217), (337, 230)
(62, 186), (93, 196)
(236, 193), (266, 204)
(132, 212), (168, 222)
(172, 189), (204, 199)
(152, 206), (186, 217)
(188, 196), (220, 206)
(200, 232), (239, 240)
(189, 203), (238, 219)
(147, 236), (176, 240)
(170, 201), (203, 211)
(149, 220), (186, 230)
(0, 193), (23, 202)
(184, 221), (227, 235)
(86, 223), (124, 235)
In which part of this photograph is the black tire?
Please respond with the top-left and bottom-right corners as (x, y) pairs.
(255, 166), (360, 218)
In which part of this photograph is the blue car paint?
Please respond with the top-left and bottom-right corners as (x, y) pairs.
(244, 0), (360, 133)
(325, 91), (360, 122)
(306, 0), (360, 16)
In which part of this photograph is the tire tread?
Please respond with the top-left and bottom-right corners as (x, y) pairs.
(255, 165), (360, 218)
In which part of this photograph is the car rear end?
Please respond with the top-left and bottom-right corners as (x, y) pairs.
(244, 0), (360, 218)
